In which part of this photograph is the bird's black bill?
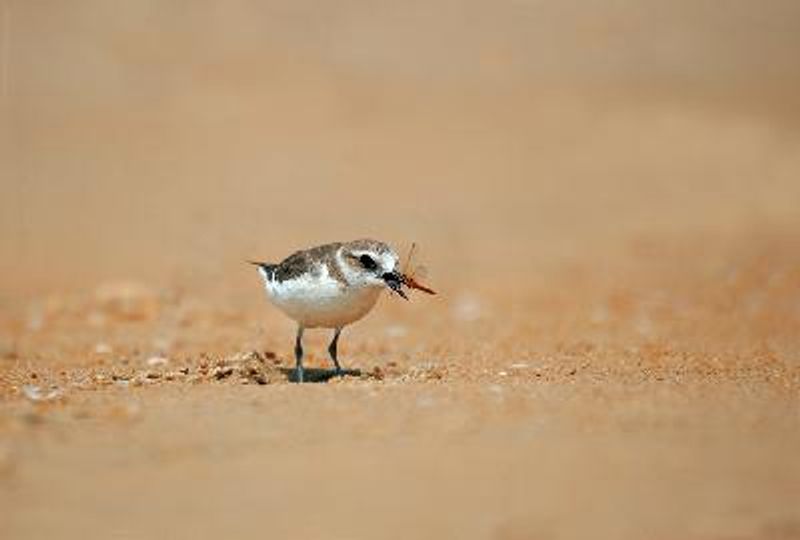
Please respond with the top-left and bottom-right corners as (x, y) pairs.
(382, 272), (408, 300)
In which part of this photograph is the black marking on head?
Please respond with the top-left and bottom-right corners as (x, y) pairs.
(359, 254), (378, 271)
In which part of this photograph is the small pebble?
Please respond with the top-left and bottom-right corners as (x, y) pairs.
(146, 356), (169, 367)
(212, 366), (234, 380)
(22, 385), (63, 402)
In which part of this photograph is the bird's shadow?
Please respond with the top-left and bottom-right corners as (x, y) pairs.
(279, 367), (362, 383)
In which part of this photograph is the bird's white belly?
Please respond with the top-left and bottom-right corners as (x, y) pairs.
(265, 273), (382, 328)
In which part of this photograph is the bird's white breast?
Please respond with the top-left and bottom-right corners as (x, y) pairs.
(260, 264), (382, 328)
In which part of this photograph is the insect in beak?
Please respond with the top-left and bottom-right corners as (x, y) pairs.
(382, 271), (409, 300)
(400, 273), (436, 295)
(398, 242), (437, 296)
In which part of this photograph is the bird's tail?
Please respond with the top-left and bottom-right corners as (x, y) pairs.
(247, 260), (276, 280)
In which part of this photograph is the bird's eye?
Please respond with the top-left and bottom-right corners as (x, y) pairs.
(359, 254), (377, 270)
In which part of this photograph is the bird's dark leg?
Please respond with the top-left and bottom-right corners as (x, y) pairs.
(294, 326), (305, 383)
(328, 327), (343, 375)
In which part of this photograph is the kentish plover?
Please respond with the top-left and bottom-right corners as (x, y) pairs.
(250, 239), (434, 382)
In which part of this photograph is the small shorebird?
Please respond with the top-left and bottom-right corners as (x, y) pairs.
(250, 239), (434, 382)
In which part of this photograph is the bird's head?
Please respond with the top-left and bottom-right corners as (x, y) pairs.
(339, 239), (407, 299)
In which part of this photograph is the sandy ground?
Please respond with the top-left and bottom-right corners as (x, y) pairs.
(2, 2), (800, 539)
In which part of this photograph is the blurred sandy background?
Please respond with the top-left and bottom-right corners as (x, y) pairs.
(1, 1), (800, 539)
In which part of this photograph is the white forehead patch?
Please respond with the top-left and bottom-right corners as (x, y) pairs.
(381, 252), (398, 271)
